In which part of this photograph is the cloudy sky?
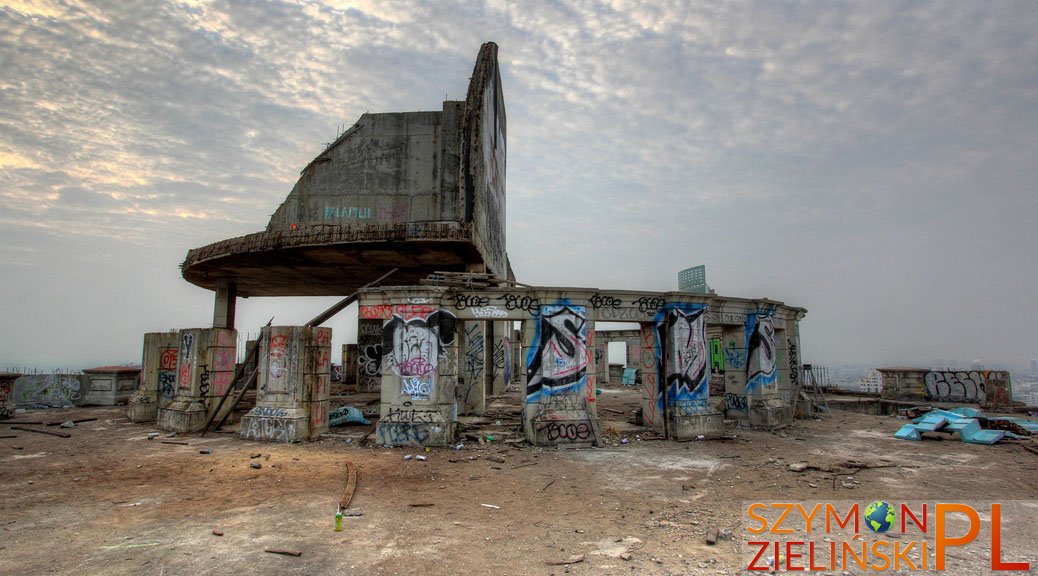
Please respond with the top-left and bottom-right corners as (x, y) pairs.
(1, 0), (1035, 372)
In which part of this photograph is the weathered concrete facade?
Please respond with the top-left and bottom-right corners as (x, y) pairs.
(361, 286), (806, 447)
(128, 331), (180, 422)
(157, 328), (237, 433)
(239, 326), (332, 443)
(81, 366), (140, 406)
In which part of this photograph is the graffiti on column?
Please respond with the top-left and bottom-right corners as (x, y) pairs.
(269, 334), (289, 380)
(0, 381), (12, 418)
(710, 338), (725, 374)
(158, 348), (178, 400)
(525, 304), (588, 403)
(383, 309), (456, 401)
(657, 304), (709, 412)
(493, 337), (512, 384)
(460, 323), (485, 405)
(640, 324), (661, 427)
(178, 333), (195, 389)
(745, 309), (777, 393)
(787, 338), (800, 390)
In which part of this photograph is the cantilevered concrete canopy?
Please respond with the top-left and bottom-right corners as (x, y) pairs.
(181, 42), (509, 298)
(181, 224), (483, 297)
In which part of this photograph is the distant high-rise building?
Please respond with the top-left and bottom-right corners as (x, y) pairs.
(678, 265), (711, 294)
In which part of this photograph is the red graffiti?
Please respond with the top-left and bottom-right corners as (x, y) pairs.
(314, 328), (332, 346)
(178, 362), (191, 388)
(214, 348), (234, 371)
(159, 349), (178, 371)
(360, 304), (435, 320)
(317, 348), (331, 370)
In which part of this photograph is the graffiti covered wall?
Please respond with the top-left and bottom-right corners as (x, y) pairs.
(744, 309), (777, 394)
(658, 304), (709, 414)
(525, 304), (589, 403)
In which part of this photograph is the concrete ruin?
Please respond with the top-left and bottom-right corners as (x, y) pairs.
(878, 366), (1014, 409)
(0, 372), (18, 419)
(147, 42), (808, 445)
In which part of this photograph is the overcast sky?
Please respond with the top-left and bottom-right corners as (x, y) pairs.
(1, 0), (1035, 372)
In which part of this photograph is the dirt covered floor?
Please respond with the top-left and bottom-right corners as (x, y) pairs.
(2, 389), (1037, 575)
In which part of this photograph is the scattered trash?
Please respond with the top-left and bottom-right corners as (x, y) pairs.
(10, 426), (70, 439)
(147, 432), (160, 439)
(788, 462), (809, 472)
(59, 421), (75, 429)
(453, 443), (465, 450)
(250, 462), (262, 469)
(409, 503), (435, 507)
(486, 456), (505, 464)
(211, 530), (224, 536)
(199, 448), (212, 454)
(415, 455), (428, 461)
(480, 503), (500, 509)
(250, 453), (262, 459)
(335, 510), (343, 531)
(404, 454), (413, 461)
(696, 435), (705, 440)
(264, 548), (302, 557)
(161, 441), (189, 446)
(329, 406), (370, 427)
(621, 437), (630, 444)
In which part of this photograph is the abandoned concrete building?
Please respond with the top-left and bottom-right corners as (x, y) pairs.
(126, 43), (808, 446)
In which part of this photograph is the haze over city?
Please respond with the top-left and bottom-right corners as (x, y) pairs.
(1, 1), (1036, 371)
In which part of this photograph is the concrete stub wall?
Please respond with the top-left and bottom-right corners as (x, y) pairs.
(240, 326), (332, 442)
(11, 373), (85, 409)
(129, 331), (179, 423)
(157, 327), (237, 433)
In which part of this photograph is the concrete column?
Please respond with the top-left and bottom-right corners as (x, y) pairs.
(522, 303), (600, 446)
(212, 281), (237, 329)
(356, 320), (383, 392)
(490, 321), (513, 395)
(741, 308), (792, 428)
(0, 372), (19, 419)
(458, 320), (486, 414)
(376, 305), (459, 447)
(239, 326), (332, 442)
(657, 304), (723, 439)
(128, 331), (179, 423)
(157, 327), (237, 433)
(593, 334), (609, 387)
(639, 321), (663, 432)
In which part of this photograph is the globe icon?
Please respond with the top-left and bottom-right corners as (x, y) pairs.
(864, 501), (896, 533)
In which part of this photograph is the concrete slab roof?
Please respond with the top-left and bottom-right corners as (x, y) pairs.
(181, 224), (483, 297)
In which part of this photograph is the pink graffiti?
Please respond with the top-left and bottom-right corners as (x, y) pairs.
(399, 357), (435, 376)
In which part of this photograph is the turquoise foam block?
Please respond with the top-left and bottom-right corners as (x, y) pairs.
(962, 430), (1005, 445)
(913, 415), (947, 432)
(950, 407), (983, 418)
(895, 424), (922, 441)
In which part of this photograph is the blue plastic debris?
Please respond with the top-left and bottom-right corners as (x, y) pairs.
(329, 406), (370, 427)
(897, 407), (1009, 445)
(894, 424), (922, 441)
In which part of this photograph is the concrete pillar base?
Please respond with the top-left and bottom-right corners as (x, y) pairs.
(669, 408), (725, 439)
(239, 407), (309, 443)
(749, 398), (793, 428)
(376, 419), (455, 447)
(126, 393), (157, 423)
(157, 399), (208, 433)
(524, 403), (601, 447)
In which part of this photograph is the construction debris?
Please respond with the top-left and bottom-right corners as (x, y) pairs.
(264, 548), (302, 557)
(10, 426), (71, 438)
(894, 407), (1037, 445)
